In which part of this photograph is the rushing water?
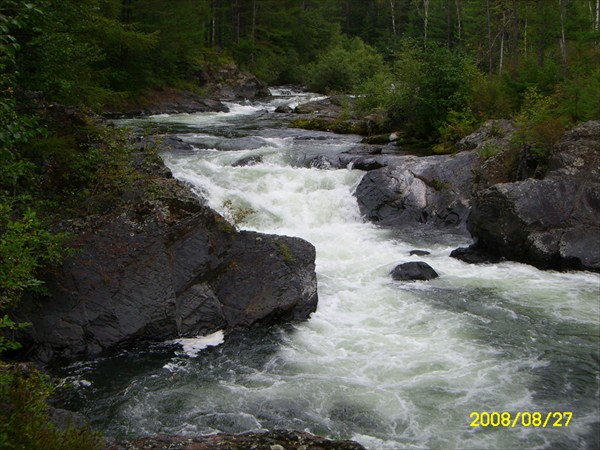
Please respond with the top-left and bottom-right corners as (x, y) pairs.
(57, 89), (599, 449)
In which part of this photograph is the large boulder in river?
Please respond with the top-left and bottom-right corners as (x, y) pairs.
(13, 183), (318, 364)
(455, 121), (600, 271)
(354, 151), (478, 231)
(390, 262), (439, 281)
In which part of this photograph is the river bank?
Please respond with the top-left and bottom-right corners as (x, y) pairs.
(36, 89), (599, 450)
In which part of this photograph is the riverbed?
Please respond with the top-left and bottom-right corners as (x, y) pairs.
(56, 89), (599, 449)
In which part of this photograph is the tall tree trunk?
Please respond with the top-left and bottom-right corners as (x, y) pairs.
(423, 0), (429, 47)
(499, 10), (505, 75)
(250, 0), (258, 69)
(596, 0), (600, 32)
(390, 0), (397, 36)
(486, 0), (493, 74)
(447, 0), (452, 47)
(536, 0), (545, 66)
(210, 0), (216, 47)
(120, 0), (132, 69)
(511, 0), (519, 70)
(455, 0), (462, 43)
(559, 0), (568, 75)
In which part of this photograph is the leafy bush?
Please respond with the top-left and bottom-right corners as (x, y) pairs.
(360, 42), (479, 140)
(469, 74), (514, 120)
(478, 143), (502, 159)
(512, 87), (565, 161)
(433, 109), (479, 154)
(307, 35), (385, 93)
(355, 71), (396, 114)
(554, 68), (600, 124)
(0, 364), (104, 450)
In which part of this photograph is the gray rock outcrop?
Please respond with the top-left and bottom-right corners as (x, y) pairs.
(456, 120), (600, 271)
(354, 151), (478, 231)
(14, 184), (318, 364)
(198, 62), (271, 100)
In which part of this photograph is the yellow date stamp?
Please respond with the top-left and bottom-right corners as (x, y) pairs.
(469, 411), (573, 428)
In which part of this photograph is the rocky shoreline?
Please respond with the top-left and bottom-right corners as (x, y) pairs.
(14, 141), (318, 364)
(295, 100), (599, 272)
(10, 90), (598, 450)
(104, 430), (365, 450)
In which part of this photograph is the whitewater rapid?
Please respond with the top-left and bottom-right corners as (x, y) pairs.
(62, 91), (599, 449)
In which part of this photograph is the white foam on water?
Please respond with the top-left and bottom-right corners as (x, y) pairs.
(92, 96), (599, 449)
(172, 330), (225, 357)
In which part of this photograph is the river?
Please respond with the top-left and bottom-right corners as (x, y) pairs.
(57, 89), (599, 449)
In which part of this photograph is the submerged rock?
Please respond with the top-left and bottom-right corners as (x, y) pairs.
(105, 430), (366, 450)
(232, 155), (263, 167)
(275, 104), (293, 113)
(390, 261), (439, 281)
(409, 250), (431, 256)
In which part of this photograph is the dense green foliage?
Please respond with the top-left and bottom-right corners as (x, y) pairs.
(0, 364), (103, 449)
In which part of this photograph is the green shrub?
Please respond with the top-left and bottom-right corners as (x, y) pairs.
(380, 42), (479, 139)
(512, 87), (565, 161)
(470, 74), (515, 120)
(434, 109), (479, 154)
(279, 242), (294, 266)
(0, 364), (104, 450)
(307, 35), (385, 94)
(478, 143), (502, 159)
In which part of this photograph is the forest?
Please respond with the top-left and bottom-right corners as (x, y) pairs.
(0, 0), (599, 447)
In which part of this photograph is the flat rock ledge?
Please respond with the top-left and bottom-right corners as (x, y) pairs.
(105, 430), (366, 450)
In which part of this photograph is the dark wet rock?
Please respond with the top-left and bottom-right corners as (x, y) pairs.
(348, 158), (386, 171)
(214, 232), (318, 327)
(180, 135), (269, 152)
(450, 246), (503, 264)
(103, 89), (229, 118)
(361, 133), (399, 145)
(137, 135), (196, 155)
(104, 430), (366, 450)
(293, 97), (345, 117)
(290, 96), (374, 136)
(13, 157), (318, 364)
(275, 104), (293, 113)
(48, 407), (89, 431)
(409, 250), (431, 256)
(462, 121), (600, 271)
(355, 151), (478, 231)
(309, 155), (336, 169)
(466, 178), (600, 271)
(198, 62), (271, 100)
(390, 262), (439, 281)
(546, 121), (600, 178)
(232, 155), (263, 167)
